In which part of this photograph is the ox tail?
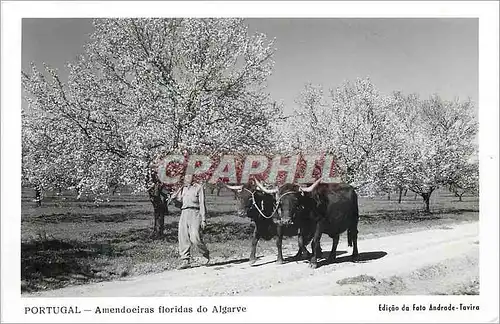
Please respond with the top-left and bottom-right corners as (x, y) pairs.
(348, 192), (360, 248)
(347, 228), (359, 247)
(348, 229), (354, 247)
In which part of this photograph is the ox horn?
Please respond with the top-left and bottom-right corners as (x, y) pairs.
(299, 178), (322, 193)
(255, 179), (279, 194)
(225, 184), (243, 191)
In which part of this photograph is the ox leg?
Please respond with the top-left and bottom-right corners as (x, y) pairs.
(303, 227), (314, 258)
(327, 234), (340, 263)
(351, 228), (359, 260)
(295, 228), (308, 260)
(294, 234), (303, 260)
(309, 223), (322, 269)
(294, 225), (311, 260)
(249, 226), (260, 265)
(276, 224), (284, 264)
(310, 237), (322, 258)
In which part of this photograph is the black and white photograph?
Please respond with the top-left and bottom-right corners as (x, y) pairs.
(1, 1), (498, 323)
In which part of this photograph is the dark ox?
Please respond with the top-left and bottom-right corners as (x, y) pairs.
(226, 182), (283, 265)
(226, 181), (318, 265)
(256, 179), (359, 269)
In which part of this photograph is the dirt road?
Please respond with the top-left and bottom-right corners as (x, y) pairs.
(27, 222), (479, 297)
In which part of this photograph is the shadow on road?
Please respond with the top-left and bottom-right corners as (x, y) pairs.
(247, 259), (277, 267)
(250, 250), (350, 267)
(208, 256), (278, 268)
(208, 257), (251, 267)
(283, 250), (348, 263)
(317, 251), (388, 268)
(215, 250), (351, 268)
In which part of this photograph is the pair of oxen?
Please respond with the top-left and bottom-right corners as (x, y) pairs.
(226, 178), (360, 269)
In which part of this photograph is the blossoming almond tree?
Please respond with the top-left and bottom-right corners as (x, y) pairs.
(373, 92), (420, 202)
(21, 77), (99, 204)
(282, 82), (478, 212)
(448, 161), (479, 201)
(390, 93), (478, 212)
(22, 18), (279, 236)
(284, 78), (395, 193)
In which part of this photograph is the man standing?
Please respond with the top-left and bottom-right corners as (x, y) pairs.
(170, 179), (210, 270)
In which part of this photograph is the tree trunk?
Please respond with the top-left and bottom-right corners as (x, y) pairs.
(459, 193), (463, 202)
(403, 189), (408, 196)
(35, 187), (42, 207)
(398, 188), (403, 203)
(421, 192), (432, 213)
(153, 204), (165, 237)
(387, 192), (391, 200)
(148, 183), (168, 238)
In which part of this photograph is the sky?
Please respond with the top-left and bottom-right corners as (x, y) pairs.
(22, 18), (478, 114)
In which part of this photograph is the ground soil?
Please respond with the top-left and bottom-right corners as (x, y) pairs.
(25, 222), (479, 297)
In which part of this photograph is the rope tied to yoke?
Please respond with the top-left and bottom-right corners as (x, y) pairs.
(248, 188), (295, 221)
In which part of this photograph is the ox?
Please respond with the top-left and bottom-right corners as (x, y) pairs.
(226, 181), (319, 265)
(255, 178), (359, 269)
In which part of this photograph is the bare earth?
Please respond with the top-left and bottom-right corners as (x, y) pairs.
(26, 222), (479, 297)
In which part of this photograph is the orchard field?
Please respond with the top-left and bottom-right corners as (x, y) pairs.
(21, 187), (479, 295)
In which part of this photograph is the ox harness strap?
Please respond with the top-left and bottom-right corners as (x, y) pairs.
(245, 188), (295, 220)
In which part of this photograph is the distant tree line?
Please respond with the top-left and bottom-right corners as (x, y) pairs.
(278, 79), (478, 212)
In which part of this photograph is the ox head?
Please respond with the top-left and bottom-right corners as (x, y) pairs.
(225, 184), (249, 217)
(225, 182), (275, 219)
(254, 178), (322, 225)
